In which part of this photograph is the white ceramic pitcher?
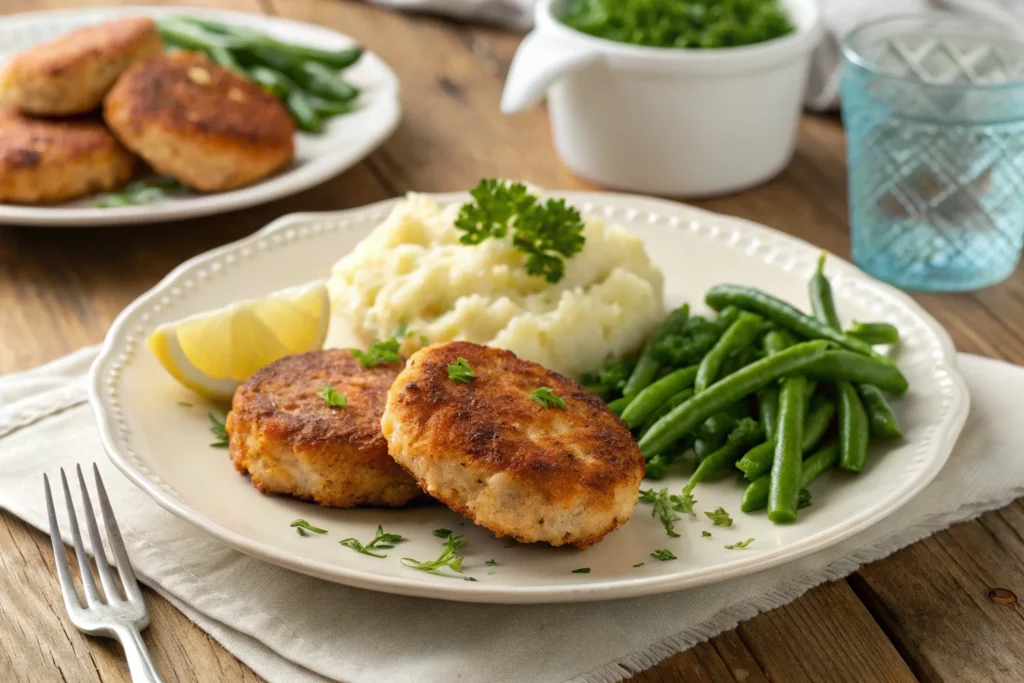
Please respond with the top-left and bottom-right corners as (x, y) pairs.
(501, 0), (823, 197)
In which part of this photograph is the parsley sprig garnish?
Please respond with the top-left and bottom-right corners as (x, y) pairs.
(639, 488), (696, 538)
(725, 538), (756, 550)
(320, 384), (347, 408)
(447, 357), (477, 383)
(209, 412), (229, 448)
(651, 549), (677, 561)
(353, 338), (402, 368)
(402, 533), (469, 578)
(704, 507), (733, 527)
(530, 387), (566, 409)
(340, 525), (403, 558)
(291, 519), (327, 537)
(455, 179), (585, 284)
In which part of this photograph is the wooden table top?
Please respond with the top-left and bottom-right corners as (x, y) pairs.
(3, 1), (1024, 681)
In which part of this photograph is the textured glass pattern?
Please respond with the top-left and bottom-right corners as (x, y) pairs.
(841, 15), (1024, 291)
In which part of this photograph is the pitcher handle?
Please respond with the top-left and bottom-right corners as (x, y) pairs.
(501, 29), (601, 114)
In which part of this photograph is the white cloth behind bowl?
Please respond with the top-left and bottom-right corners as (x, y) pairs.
(367, 0), (1024, 110)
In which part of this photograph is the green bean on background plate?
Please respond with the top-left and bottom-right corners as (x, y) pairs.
(156, 16), (362, 131)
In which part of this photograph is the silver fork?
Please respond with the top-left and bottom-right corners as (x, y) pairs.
(44, 464), (163, 683)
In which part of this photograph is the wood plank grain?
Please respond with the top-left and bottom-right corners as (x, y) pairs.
(851, 503), (1024, 682)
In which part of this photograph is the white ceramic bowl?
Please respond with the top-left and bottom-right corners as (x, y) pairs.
(501, 0), (822, 197)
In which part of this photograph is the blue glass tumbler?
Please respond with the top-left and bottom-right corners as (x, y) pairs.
(841, 13), (1024, 291)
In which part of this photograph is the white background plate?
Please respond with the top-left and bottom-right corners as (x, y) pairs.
(0, 6), (400, 227)
(90, 192), (970, 603)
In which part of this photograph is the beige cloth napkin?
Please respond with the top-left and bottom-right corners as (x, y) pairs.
(2, 347), (1023, 683)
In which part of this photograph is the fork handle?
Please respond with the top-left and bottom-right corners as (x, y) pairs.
(111, 624), (164, 683)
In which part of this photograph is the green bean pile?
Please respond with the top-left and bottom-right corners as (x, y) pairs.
(583, 254), (907, 524)
(156, 17), (363, 133)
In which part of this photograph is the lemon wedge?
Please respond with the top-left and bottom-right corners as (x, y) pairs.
(147, 281), (330, 400)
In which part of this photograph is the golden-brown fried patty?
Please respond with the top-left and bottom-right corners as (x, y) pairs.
(0, 108), (135, 204)
(226, 349), (422, 508)
(381, 341), (644, 548)
(0, 17), (162, 116)
(103, 51), (295, 192)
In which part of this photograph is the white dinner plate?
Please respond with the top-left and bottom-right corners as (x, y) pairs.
(0, 6), (400, 227)
(90, 192), (970, 603)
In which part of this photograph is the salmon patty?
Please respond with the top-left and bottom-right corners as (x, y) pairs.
(0, 17), (162, 116)
(0, 108), (135, 204)
(104, 51), (295, 192)
(226, 349), (422, 508)
(381, 341), (644, 548)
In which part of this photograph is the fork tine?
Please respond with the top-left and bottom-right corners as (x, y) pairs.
(76, 464), (119, 602)
(44, 474), (82, 612)
(60, 468), (102, 606)
(92, 464), (141, 601)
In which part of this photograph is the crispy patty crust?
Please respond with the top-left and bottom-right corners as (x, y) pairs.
(381, 341), (644, 548)
(226, 349), (422, 508)
(103, 51), (295, 192)
(0, 17), (162, 116)
(0, 108), (135, 204)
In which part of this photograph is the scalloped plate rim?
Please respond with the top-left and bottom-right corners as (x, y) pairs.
(89, 191), (971, 603)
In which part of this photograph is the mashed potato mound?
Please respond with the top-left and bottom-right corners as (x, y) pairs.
(328, 193), (663, 378)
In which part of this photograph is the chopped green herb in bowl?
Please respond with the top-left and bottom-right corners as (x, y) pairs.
(560, 0), (794, 50)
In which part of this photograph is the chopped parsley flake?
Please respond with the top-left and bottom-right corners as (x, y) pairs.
(702, 530), (712, 538)
(530, 386), (566, 409)
(633, 562), (645, 568)
(433, 528), (453, 538)
(339, 525), (403, 558)
(650, 549), (677, 561)
(704, 507), (733, 527)
(352, 338), (402, 368)
(572, 568), (591, 574)
(208, 412), (229, 448)
(447, 357), (477, 383)
(639, 488), (697, 538)
(402, 533), (469, 578)
(319, 384), (347, 408)
(485, 559), (498, 566)
(725, 538), (756, 550)
(291, 519), (327, 537)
